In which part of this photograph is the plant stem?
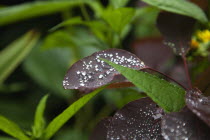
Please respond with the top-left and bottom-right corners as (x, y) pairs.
(146, 67), (187, 90)
(80, 3), (90, 21)
(182, 55), (192, 89)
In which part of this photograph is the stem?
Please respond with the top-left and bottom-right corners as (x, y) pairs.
(145, 67), (187, 90)
(182, 55), (192, 89)
(80, 3), (90, 21)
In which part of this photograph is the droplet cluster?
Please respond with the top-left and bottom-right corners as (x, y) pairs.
(63, 49), (146, 89)
(106, 98), (163, 140)
(186, 89), (210, 127)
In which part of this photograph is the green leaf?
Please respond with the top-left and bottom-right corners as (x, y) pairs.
(0, 115), (30, 140)
(32, 95), (49, 138)
(0, 1), (91, 26)
(142, 0), (208, 23)
(42, 86), (105, 140)
(102, 59), (186, 112)
(102, 7), (135, 34)
(109, 0), (130, 8)
(0, 30), (39, 84)
(23, 47), (72, 98)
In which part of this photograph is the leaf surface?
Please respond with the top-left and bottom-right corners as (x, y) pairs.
(102, 59), (186, 112)
(43, 86), (104, 140)
(142, 0), (208, 23)
(0, 30), (39, 84)
(0, 115), (30, 140)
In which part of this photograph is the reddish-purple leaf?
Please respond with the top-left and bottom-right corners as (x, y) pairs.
(186, 88), (210, 127)
(91, 97), (164, 140)
(131, 37), (174, 72)
(63, 49), (147, 90)
(156, 12), (195, 56)
(161, 108), (210, 140)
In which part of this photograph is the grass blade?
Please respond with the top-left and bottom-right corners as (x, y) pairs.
(32, 95), (49, 138)
(0, 30), (40, 84)
(0, 115), (30, 140)
(43, 86), (105, 140)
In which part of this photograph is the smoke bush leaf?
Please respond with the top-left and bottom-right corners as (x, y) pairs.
(63, 49), (147, 91)
(90, 97), (164, 140)
(102, 59), (186, 112)
(142, 0), (208, 23)
(156, 12), (195, 56)
(161, 108), (210, 140)
(186, 88), (210, 127)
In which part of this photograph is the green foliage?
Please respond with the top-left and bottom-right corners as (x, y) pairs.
(0, 115), (30, 140)
(43, 86), (105, 140)
(102, 59), (186, 112)
(142, 0), (208, 23)
(0, 1), (88, 25)
(102, 8), (135, 35)
(0, 30), (39, 84)
(109, 0), (130, 8)
(32, 95), (49, 139)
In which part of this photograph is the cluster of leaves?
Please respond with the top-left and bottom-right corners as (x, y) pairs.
(0, 0), (210, 140)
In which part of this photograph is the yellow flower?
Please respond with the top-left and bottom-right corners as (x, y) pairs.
(190, 39), (199, 49)
(197, 30), (210, 43)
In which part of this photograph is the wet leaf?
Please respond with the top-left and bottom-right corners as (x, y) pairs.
(142, 0), (208, 23)
(91, 97), (164, 140)
(161, 108), (210, 140)
(186, 88), (210, 127)
(156, 12), (195, 56)
(63, 49), (146, 90)
(102, 59), (186, 112)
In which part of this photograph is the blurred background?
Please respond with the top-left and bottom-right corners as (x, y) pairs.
(0, 0), (209, 140)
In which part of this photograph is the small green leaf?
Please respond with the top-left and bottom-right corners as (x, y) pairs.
(0, 30), (39, 84)
(0, 115), (30, 140)
(102, 7), (135, 34)
(109, 0), (130, 8)
(32, 95), (49, 138)
(142, 0), (208, 23)
(43, 86), (105, 140)
(102, 59), (186, 112)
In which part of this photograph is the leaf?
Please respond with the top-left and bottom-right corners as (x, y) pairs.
(0, 30), (39, 84)
(90, 97), (164, 140)
(161, 108), (210, 139)
(156, 12), (195, 56)
(0, 115), (30, 140)
(102, 58), (186, 112)
(42, 86), (105, 140)
(186, 88), (210, 127)
(63, 49), (147, 91)
(131, 37), (174, 71)
(109, 0), (130, 8)
(142, 0), (208, 23)
(0, 1), (89, 26)
(23, 47), (72, 98)
(102, 8), (135, 34)
(32, 95), (49, 138)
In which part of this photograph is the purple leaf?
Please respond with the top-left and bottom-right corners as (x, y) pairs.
(63, 49), (147, 90)
(91, 97), (164, 140)
(156, 12), (195, 56)
(186, 88), (210, 127)
(161, 108), (210, 140)
(131, 37), (174, 72)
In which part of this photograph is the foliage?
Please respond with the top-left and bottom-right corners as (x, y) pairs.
(0, 0), (210, 139)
